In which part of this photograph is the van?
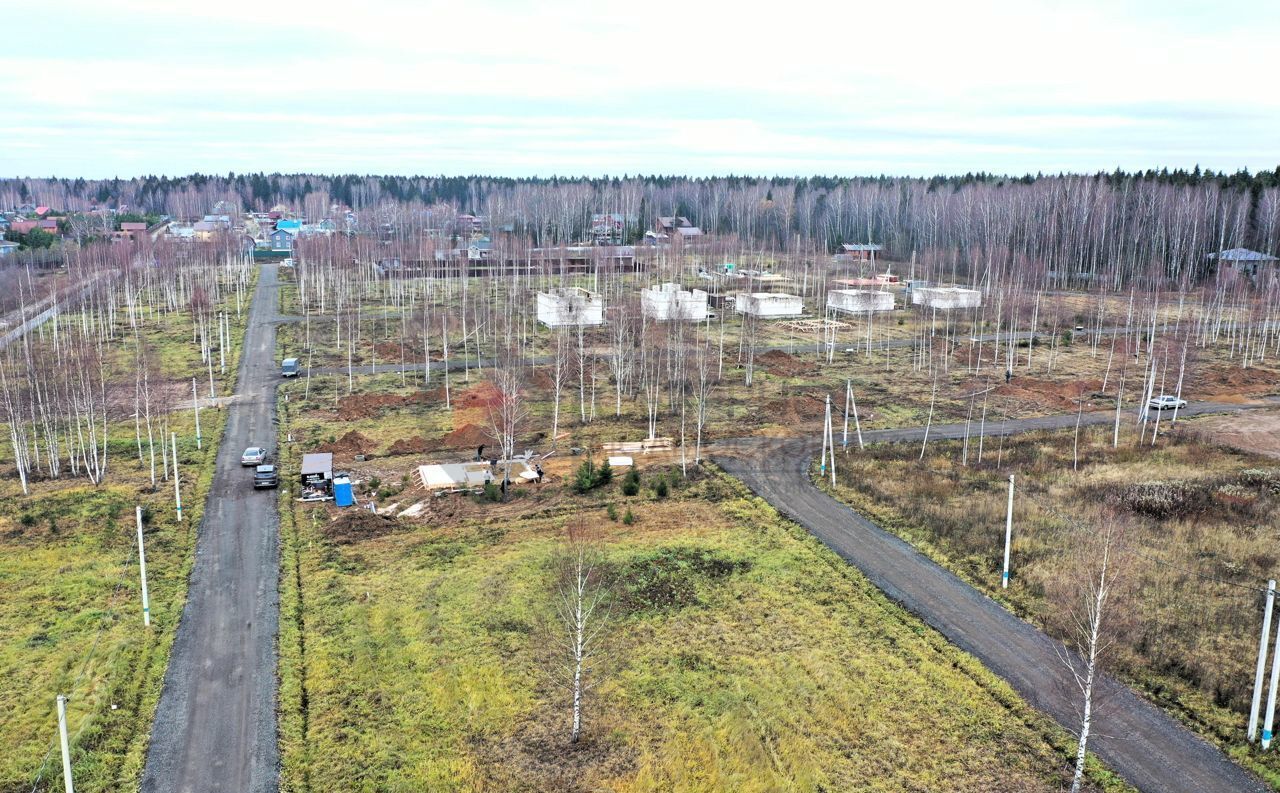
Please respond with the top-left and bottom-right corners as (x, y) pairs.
(281, 357), (299, 377)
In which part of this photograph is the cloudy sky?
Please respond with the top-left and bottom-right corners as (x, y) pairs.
(1, 0), (1276, 179)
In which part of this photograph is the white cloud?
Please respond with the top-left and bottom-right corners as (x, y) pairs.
(0, 0), (1276, 176)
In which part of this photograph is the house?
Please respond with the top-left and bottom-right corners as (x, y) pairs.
(0, 240), (20, 258)
(1209, 248), (1278, 277)
(536, 288), (605, 327)
(0, 217), (9, 232)
(34, 206), (51, 217)
(911, 286), (982, 309)
(641, 283), (709, 321)
(9, 220), (37, 235)
(735, 293), (804, 318)
(655, 216), (694, 234)
(827, 289), (895, 314)
(467, 237), (493, 260)
(37, 219), (59, 235)
(674, 226), (705, 241)
(193, 221), (222, 241)
(299, 219), (336, 237)
(269, 227), (298, 251)
(119, 221), (148, 241)
(836, 243), (883, 263)
(15, 203), (36, 215)
(274, 219), (302, 233)
(591, 213), (632, 244)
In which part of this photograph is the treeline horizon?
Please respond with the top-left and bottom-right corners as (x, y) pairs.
(4, 167), (1280, 284)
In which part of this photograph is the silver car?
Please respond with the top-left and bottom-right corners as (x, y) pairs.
(241, 446), (267, 466)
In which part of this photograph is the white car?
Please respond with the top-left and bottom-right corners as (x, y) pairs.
(1147, 395), (1187, 411)
(241, 446), (267, 466)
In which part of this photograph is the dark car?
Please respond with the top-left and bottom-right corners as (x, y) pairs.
(253, 464), (279, 488)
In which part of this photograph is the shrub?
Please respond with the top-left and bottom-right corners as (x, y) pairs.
(607, 503), (618, 521)
(621, 479), (640, 496)
(573, 458), (614, 493)
(622, 508), (635, 525)
(653, 478), (669, 499)
(481, 481), (502, 502)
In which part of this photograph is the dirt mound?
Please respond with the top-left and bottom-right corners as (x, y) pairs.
(323, 509), (403, 545)
(756, 350), (816, 378)
(440, 422), (495, 449)
(374, 340), (404, 360)
(455, 382), (503, 410)
(762, 392), (827, 426)
(995, 377), (1104, 411)
(1191, 365), (1276, 398)
(335, 388), (444, 421)
(317, 430), (376, 456)
(388, 435), (434, 456)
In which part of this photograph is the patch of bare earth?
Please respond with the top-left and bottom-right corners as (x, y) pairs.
(1193, 409), (1280, 459)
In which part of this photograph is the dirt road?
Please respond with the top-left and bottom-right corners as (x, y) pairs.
(714, 429), (1269, 793)
(141, 264), (281, 793)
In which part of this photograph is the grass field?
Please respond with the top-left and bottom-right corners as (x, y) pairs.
(0, 271), (253, 792)
(821, 421), (1280, 788)
(275, 447), (1130, 792)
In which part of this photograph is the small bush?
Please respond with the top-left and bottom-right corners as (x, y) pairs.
(481, 481), (502, 502)
(572, 458), (613, 493)
(606, 503), (619, 521)
(653, 478), (669, 499)
(622, 480), (640, 496)
(622, 508), (635, 525)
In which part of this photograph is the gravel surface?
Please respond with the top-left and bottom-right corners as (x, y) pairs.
(714, 417), (1270, 793)
(141, 264), (282, 793)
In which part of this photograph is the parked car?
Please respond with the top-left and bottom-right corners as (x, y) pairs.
(1147, 395), (1187, 411)
(241, 446), (267, 466)
(281, 357), (299, 377)
(253, 464), (278, 488)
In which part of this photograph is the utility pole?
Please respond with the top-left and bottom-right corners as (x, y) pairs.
(171, 432), (182, 521)
(136, 506), (151, 627)
(1264, 615), (1280, 749)
(192, 377), (202, 450)
(1002, 474), (1014, 589)
(825, 400), (836, 487)
(1250, 580), (1276, 742)
(219, 312), (227, 374)
(57, 694), (74, 793)
(820, 394), (830, 478)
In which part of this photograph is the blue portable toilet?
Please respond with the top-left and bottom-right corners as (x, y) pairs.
(333, 475), (355, 507)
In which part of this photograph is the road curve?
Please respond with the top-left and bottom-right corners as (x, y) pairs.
(141, 264), (281, 793)
(713, 433), (1268, 793)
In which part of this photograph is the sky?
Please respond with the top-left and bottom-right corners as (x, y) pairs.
(1, 0), (1277, 179)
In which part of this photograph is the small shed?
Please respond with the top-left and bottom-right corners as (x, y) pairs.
(827, 289), (894, 314)
(641, 283), (709, 321)
(1209, 248), (1278, 277)
(911, 286), (982, 310)
(300, 452), (334, 487)
(537, 288), (605, 327)
(418, 462), (495, 491)
(735, 292), (804, 318)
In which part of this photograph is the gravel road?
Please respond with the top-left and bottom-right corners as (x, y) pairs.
(714, 417), (1270, 793)
(141, 264), (281, 793)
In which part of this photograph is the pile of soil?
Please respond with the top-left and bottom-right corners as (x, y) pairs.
(387, 436), (433, 456)
(995, 377), (1104, 411)
(455, 382), (503, 410)
(323, 509), (403, 545)
(1191, 365), (1276, 399)
(317, 430), (376, 456)
(373, 340), (405, 360)
(762, 392), (827, 426)
(440, 422), (495, 449)
(756, 350), (816, 378)
(335, 388), (444, 421)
